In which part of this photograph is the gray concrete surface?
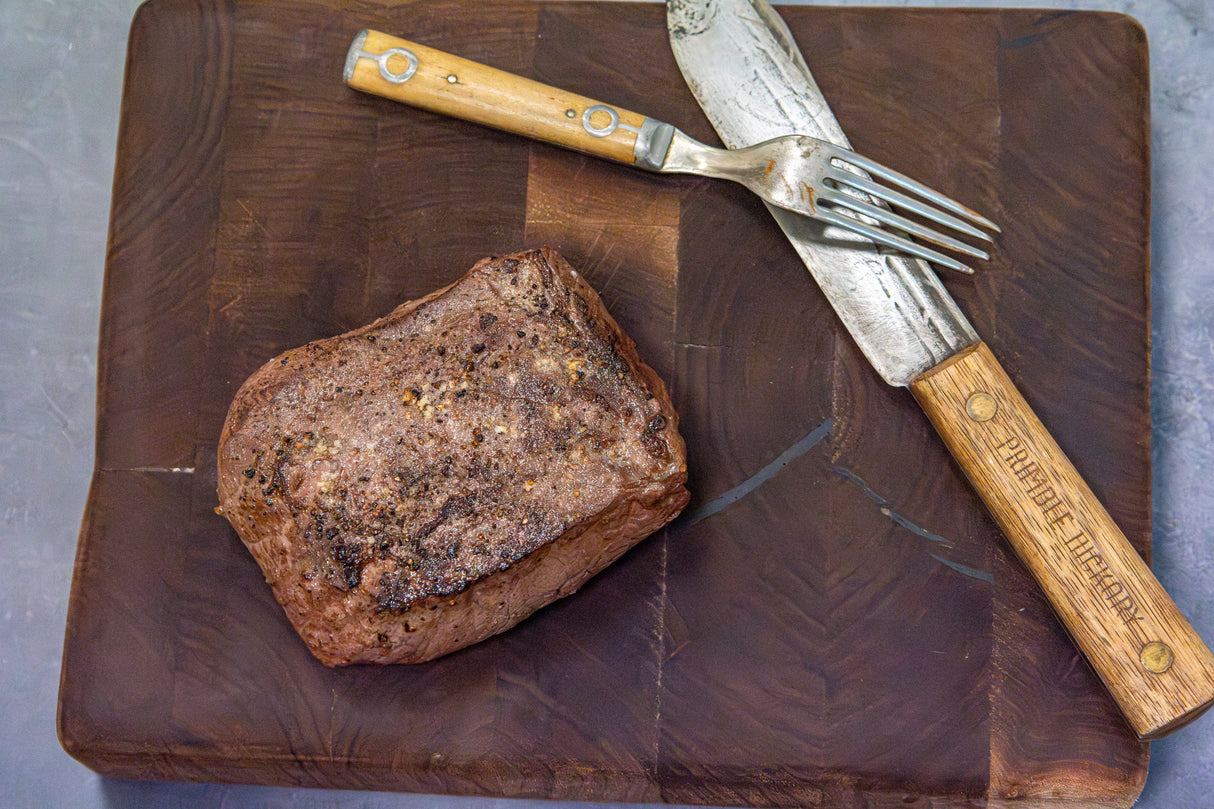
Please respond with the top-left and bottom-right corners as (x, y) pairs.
(2, 0), (1211, 806)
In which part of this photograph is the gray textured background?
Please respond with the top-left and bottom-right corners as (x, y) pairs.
(3, 0), (1211, 806)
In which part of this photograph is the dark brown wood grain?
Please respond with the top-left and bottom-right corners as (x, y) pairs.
(60, 1), (1152, 805)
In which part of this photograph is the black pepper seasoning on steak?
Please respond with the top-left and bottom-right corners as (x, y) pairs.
(216, 248), (689, 665)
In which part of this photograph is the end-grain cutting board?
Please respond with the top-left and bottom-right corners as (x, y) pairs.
(59, 1), (1153, 805)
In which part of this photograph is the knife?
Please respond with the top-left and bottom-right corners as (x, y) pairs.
(667, 0), (1214, 739)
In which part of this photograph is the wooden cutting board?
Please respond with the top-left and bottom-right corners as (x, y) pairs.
(59, 1), (1153, 805)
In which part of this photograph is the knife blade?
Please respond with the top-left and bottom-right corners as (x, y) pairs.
(667, 0), (1214, 739)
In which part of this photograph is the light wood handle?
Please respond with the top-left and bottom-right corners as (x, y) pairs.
(344, 29), (652, 165)
(911, 342), (1214, 738)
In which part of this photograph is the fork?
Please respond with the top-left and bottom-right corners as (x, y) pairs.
(344, 30), (1000, 273)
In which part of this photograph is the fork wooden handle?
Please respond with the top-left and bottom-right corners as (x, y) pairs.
(344, 29), (657, 165)
(912, 342), (1214, 739)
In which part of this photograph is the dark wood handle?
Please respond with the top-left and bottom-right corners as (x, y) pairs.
(911, 342), (1214, 739)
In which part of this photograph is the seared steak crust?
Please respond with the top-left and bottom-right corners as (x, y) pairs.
(217, 248), (688, 664)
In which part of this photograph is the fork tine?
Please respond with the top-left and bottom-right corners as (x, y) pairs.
(829, 147), (1001, 233)
(818, 187), (991, 261)
(815, 208), (976, 274)
(826, 169), (992, 243)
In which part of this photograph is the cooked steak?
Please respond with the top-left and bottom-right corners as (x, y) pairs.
(217, 248), (688, 665)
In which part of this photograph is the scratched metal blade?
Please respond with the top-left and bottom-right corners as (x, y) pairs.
(667, 0), (978, 386)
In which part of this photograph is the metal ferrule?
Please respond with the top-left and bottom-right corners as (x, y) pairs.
(633, 119), (678, 171)
(343, 31), (369, 83)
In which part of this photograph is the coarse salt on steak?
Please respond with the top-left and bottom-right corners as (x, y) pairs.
(216, 248), (689, 664)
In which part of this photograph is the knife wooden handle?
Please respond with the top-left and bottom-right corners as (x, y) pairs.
(344, 30), (656, 166)
(911, 341), (1214, 739)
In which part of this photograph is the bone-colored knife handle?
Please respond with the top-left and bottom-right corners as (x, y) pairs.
(344, 30), (664, 167)
(911, 341), (1214, 739)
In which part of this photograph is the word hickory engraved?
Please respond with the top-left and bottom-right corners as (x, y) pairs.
(995, 437), (1149, 648)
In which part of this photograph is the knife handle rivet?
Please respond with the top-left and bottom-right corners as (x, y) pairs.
(965, 391), (998, 422)
(1140, 641), (1175, 674)
(446, 73), (459, 84)
(565, 108), (577, 119)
